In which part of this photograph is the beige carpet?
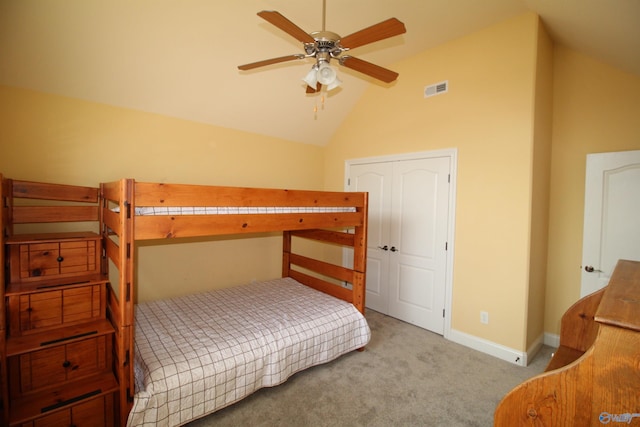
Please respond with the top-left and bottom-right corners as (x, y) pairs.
(187, 309), (552, 427)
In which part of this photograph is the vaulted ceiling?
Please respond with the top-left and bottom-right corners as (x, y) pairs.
(1, 0), (638, 145)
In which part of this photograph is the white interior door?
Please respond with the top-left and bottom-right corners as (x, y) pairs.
(348, 154), (452, 334)
(581, 150), (640, 297)
(349, 162), (393, 313)
(387, 157), (450, 332)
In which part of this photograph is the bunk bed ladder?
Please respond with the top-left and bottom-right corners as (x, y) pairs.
(100, 178), (136, 426)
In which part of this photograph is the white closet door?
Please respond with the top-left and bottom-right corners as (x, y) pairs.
(387, 157), (450, 333)
(348, 156), (451, 334)
(349, 162), (393, 313)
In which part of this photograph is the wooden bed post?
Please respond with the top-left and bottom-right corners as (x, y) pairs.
(121, 178), (135, 425)
(0, 174), (7, 427)
(0, 175), (7, 329)
(352, 192), (368, 315)
(1, 176), (13, 238)
(101, 178), (136, 426)
(282, 231), (292, 277)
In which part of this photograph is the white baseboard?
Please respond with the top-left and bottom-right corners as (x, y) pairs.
(524, 333), (545, 366)
(447, 328), (527, 366)
(445, 329), (560, 367)
(544, 332), (560, 348)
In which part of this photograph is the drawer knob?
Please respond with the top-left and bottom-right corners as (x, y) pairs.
(57, 256), (64, 262)
(62, 360), (71, 368)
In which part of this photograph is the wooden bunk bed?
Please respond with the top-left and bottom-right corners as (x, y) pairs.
(1, 176), (370, 427)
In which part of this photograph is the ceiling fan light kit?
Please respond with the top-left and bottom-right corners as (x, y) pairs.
(238, 2), (406, 95)
(302, 58), (341, 91)
(317, 62), (338, 85)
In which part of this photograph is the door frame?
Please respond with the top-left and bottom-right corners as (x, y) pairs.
(344, 148), (457, 339)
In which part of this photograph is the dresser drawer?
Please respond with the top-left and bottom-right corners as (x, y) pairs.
(7, 283), (105, 336)
(7, 233), (100, 283)
(13, 391), (115, 427)
(9, 335), (111, 397)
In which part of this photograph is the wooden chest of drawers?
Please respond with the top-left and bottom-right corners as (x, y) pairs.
(6, 232), (100, 283)
(3, 232), (118, 426)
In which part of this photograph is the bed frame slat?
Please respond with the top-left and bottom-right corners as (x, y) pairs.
(12, 206), (98, 223)
(288, 270), (353, 303)
(289, 253), (354, 283)
(102, 209), (120, 235)
(134, 182), (364, 208)
(12, 180), (98, 203)
(134, 212), (363, 240)
(104, 235), (120, 267)
(290, 229), (355, 246)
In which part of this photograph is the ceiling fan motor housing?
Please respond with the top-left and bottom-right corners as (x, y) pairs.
(310, 31), (344, 58)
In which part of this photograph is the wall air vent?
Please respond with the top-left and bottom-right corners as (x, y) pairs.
(424, 80), (448, 98)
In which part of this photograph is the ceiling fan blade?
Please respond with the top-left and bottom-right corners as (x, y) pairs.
(340, 56), (399, 83)
(257, 10), (316, 44)
(340, 18), (406, 50)
(238, 54), (305, 71)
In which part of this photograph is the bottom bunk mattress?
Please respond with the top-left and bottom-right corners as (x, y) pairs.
(128, 277), (371, 426)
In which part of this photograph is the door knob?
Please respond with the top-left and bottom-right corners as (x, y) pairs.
(390, 246), (398, 252)
(584, 265), (602, 273)
(377, 245), (388, 251)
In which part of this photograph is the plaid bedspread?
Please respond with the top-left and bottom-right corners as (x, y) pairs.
(128, 277), (371, 426)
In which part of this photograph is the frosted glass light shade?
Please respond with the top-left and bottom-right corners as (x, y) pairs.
(317, 63), (337, 85)
(327, 76), (342, 91)
(302, 67), (318, 87)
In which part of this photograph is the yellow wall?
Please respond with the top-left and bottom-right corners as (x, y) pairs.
(0, 85), (325, 301)
(2, 12), (639, 351)
(544, 47), (640, 334)
(526, 20), (553, 350)
(325, 13), (540, 350)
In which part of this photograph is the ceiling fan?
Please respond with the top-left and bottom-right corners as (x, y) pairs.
(237, 1), (406, 93)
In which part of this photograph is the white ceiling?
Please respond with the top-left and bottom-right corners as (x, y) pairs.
(1, 0), (638, 146)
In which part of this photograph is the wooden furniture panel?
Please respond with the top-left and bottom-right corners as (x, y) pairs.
(8, 283), (105, 336)
(70, 392), (115, 427)
(16, 346), (66, 393)
(544, 287), (603, 371)
(7, 233), (100, 283)
(19, 242), (59, 278)
(17, 291), (63, 332)
(494, 259), (640, 426)
(9, 335), (110, 397)
(15, 392), (115, 427)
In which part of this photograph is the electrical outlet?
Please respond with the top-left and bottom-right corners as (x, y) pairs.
(480, 311), (489, 324)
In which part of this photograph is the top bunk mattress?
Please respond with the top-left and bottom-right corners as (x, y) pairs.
(130, 206), (356, 215)
(129, 277), (371, 427)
